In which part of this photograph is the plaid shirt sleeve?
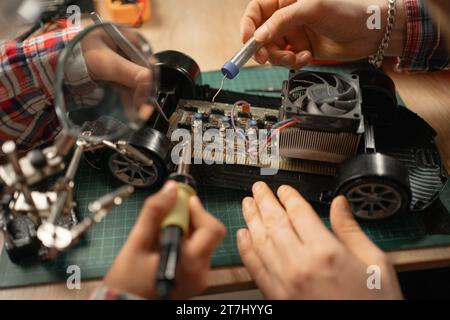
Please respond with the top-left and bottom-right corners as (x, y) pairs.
(396, 0), (450, 71)
(0, 28), (95, 153)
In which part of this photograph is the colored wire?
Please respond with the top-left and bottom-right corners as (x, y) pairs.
(269, 118), (298, 131)
(132, 0), (146, 27)
(267, 120), (300, 143)
(259, 119), (300, 154)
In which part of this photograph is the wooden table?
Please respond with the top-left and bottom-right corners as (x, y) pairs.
(1, 0), (450, 299)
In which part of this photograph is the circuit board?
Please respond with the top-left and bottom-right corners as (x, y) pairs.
(167, 100), (337, 176)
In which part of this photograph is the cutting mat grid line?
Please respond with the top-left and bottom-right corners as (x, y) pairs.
(0, 65), (449, 288)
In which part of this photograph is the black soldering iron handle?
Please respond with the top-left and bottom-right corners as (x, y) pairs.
(156, 225), (183, 299)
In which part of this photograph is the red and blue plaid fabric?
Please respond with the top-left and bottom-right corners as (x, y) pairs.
(397, 0), (450, 71)
(0, 29), (78, 154)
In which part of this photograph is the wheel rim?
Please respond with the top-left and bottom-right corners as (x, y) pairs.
(108, 152), (158, 187)
(345, 182), (403, 219)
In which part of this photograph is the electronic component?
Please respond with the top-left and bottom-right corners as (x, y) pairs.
(249, 119), (258, 128)
(181, 105), (198, 113)
(220, 115), (231, 124)
(211, 108), (225, 115)
(237, 111), (251, 119)
(279, 70), (364, 163)
(194, 112), (203, 121)
(256, 119), (265, 129)
(264, 114), (278, 122)
(177, 122), (191, 130)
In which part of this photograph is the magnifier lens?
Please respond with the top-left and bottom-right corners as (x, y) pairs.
(54, 23), (158, 142)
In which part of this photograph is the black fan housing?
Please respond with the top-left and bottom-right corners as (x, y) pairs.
(281, 70), (364, 133)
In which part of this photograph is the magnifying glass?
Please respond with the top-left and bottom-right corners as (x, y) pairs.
(54, 20), (159, 143)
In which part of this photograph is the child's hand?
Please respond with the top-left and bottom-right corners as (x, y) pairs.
(81, 28), (153, 90)
(103, 181), (226, 299)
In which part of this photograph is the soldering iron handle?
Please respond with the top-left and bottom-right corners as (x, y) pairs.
(156, 225), (183, 299)
(160, 182), (195, 233)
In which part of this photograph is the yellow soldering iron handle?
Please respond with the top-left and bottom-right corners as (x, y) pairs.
(160, 182), (196, 234)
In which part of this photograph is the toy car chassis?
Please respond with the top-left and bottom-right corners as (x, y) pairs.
(1, 50), (447, 264)
(89, 51), (447, 221)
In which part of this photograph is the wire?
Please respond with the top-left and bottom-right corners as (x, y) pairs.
(269, 118), (298, 131)
(212, 75), (226, 103)
(259, 119), (300, 154)
(267, 120), (300, 143)
(227, 101), (300, 156)
(131, 0), (146, 28)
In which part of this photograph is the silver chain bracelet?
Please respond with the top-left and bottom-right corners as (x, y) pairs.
(369, 0), (397, 68)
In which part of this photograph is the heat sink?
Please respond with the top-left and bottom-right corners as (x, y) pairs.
(195, 147), (337, 176)
(279, 127), (361, 163)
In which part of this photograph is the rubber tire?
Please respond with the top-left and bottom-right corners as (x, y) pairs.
(335, 153), (410, 220)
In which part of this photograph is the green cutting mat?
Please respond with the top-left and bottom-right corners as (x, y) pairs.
(1, 64), (450, 289)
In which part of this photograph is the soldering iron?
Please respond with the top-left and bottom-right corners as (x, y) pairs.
(156, 144), (196, 299)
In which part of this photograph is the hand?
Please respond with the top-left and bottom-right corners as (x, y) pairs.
(103, 181), (226, 299)
(81, 28), (152, 89)
(427, 0), (450, 46)
(240, 0), (407, 68)
(237, 181), (403, 299)
(80, 28), (155, 122)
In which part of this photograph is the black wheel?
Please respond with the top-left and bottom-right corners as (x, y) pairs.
(108, 149), (165, 188)
(108, 127), (170, 188)
(154, 50), (201, 99)
(335, 153), (410, 220)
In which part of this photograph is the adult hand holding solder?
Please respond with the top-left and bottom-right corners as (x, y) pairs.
(237, 182), (403, 299)
(102, 181), (226, 299)
(240, 0), (407, 68)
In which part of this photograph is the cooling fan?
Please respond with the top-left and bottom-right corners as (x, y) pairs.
(288, 72), (360, 116)
(278, 70), (365, 163)
(281, 70), (364, 132)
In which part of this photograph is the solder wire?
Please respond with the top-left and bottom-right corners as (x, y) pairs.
(212, 75), (227, 103)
